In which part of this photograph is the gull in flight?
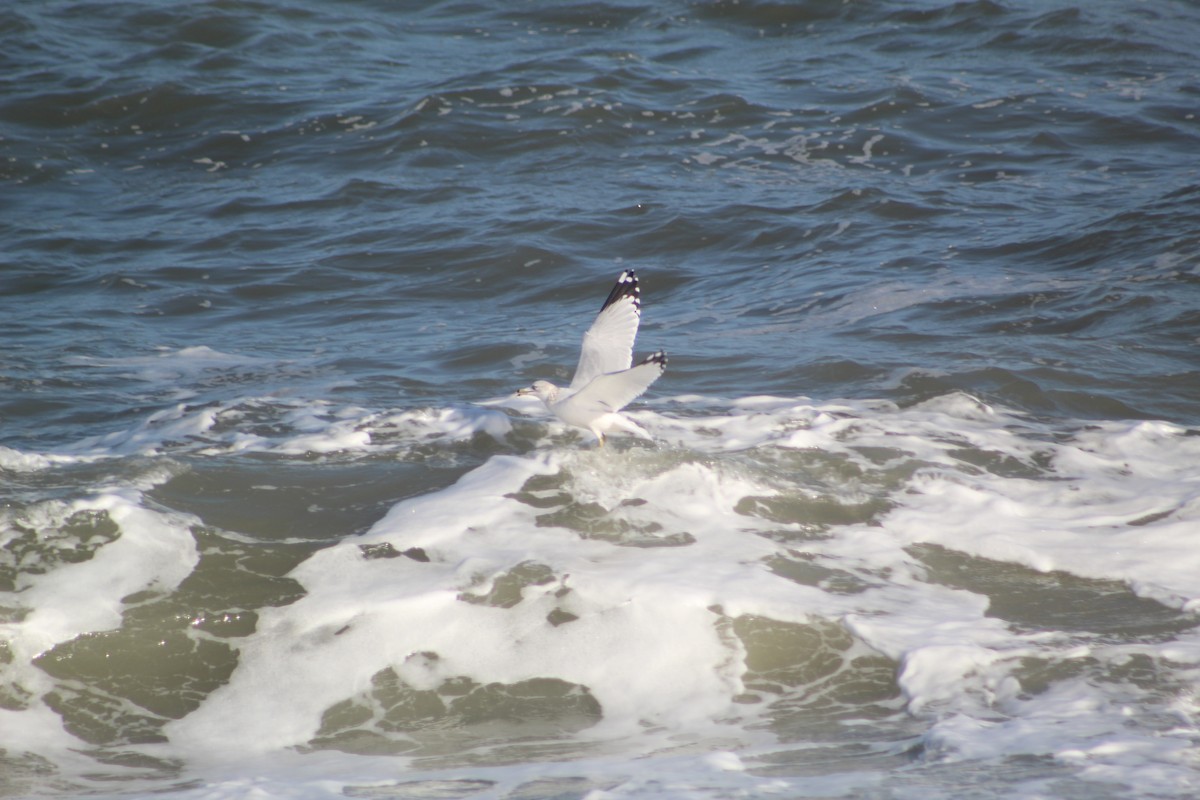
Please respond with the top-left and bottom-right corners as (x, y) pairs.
(517, 270), (666, 445)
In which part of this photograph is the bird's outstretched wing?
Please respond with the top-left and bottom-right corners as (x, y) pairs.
(569, 270), (641, 392)
(560, 351), (667, 418)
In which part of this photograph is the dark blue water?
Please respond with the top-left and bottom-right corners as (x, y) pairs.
(3, 2), (1200, 798)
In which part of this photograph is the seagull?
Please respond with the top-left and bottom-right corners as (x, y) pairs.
(517, 270), (667, 446)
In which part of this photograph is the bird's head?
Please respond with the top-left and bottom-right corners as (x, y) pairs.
(516, 380), (559, 404)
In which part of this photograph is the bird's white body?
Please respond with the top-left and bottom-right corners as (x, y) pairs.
(517, 270), (666, 445)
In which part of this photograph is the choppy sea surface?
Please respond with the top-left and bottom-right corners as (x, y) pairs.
(3, 1), (1200, 798)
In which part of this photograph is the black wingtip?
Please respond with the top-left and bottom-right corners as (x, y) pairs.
(641, 350), (667, 370)
(599, 269), (641, 315)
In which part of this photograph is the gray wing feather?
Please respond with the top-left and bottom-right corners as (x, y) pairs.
(560, 352), (666, 417)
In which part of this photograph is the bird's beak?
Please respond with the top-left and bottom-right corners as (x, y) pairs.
(515, 387), (533, 397)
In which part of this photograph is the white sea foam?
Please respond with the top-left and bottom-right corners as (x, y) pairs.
(0, 492), (199, 761)
(5, 392), (1199, 797)
(0, 445), (83, 472)
(3, 492), (197, 650)
(878, 415), (1200, 608)
(167, 452), (801, 757)
(27, 396), (511, 462)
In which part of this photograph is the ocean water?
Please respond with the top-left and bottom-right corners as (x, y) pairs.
(3, 0), (1200, 798)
